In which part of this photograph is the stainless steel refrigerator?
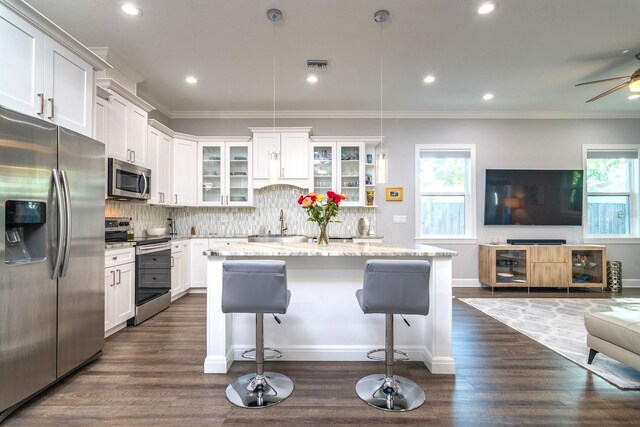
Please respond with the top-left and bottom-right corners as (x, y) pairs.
(0, 106), (105, 420)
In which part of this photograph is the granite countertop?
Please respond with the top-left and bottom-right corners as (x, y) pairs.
(205, 241), (456, 257)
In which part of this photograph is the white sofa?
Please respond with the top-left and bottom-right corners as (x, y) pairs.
(584, 311), (640, 371)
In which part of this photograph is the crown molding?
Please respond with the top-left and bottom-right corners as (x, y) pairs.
(310, 136), (383, 143)
(135, 86), (173, 119)
(90, 47), (145, 84)
(168, 109), (640, 120)
(147, 119), (175, 137)
(2, 0), (110, 71)
(172, 132), (199, 142)
(96, 78), (155, 112)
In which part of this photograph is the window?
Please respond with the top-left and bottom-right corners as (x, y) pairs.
(584, 146), (640, 237)
(415, 145), (475, 239)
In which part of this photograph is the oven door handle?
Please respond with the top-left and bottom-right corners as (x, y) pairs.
(136, 243), (171, 254)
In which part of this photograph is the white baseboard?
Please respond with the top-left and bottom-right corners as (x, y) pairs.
(232, 344), (426, 362)
(204, 348), (234, 373)
(188, 288), (206, 294)
(622, 279), (640, 288)
(453, 278), (482, 288)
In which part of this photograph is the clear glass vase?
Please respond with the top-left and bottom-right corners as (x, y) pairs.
(317, 222), (329, 245)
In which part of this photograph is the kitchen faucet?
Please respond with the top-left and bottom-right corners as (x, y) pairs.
(279, 209), (287, 235)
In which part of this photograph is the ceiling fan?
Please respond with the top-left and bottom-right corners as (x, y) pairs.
(576, 52), (640, 102)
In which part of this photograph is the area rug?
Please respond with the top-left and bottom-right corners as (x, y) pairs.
(459, 298), (640, 390)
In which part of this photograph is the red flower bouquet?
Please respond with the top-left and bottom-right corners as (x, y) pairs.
(297, 190), (346, 245)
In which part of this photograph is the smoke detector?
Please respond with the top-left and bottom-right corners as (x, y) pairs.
(307, 59), (329, 72)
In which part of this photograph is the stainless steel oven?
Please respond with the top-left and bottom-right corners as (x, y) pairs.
(130, 239), (172, 325)
(107, 158), (151, 200)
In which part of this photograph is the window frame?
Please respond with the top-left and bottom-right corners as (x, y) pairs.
(583, 144), (640, 242)
(414, 144), (476, 242)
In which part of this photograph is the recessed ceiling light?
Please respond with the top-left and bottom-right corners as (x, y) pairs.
(307, 75), (318, 84)
(121, 3), (142, 16)
(629, 94), (640, 100)
(483, 93), (494, 100)
(185, 76), (198, 84)
(477, 2), (495, 15)
(423, 75), (436, 84)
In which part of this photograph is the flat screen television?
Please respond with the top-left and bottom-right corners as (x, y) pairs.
(484, 169), (584, 226)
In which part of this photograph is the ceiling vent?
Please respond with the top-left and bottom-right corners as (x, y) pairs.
(307, 59), (328, 72)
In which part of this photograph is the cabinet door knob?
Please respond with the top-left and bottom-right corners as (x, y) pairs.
(112, 256), (118, 260)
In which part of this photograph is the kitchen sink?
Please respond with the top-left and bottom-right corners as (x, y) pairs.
(248, 235), (309, 243)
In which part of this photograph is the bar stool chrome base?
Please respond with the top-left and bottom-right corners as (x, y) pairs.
(226, 372), (294, 409)
(355, 374), (426, 412)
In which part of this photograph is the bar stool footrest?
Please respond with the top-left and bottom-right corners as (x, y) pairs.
(241, 347), (283, 361)
(366, 348), (410, 362)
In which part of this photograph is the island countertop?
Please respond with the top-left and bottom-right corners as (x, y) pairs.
(205, 241), (457, 257)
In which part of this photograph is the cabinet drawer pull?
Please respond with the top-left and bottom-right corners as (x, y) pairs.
(37, 93), (44, 115)
(132, 150), (136, 163)
(171, 256), (174, 267)
(112, 256), (118, 260)
(47, 98), (54, 119)
(175, 194), (178, 204)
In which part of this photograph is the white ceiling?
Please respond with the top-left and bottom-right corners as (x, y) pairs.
(25, 0), (640, 118)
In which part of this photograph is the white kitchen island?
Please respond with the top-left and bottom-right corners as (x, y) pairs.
(204, 242), (457, 375)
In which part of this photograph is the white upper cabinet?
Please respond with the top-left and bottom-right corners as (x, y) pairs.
(0, 3), (107, 137)
(0, 3), (96, 136)
(43, 38), (93, 135)
(198, 138), (253, 207)
(0, 4), (44, 116)
(172, 136), (198, 206)
(250, 127), (311, 189)
(98, 78), (154, 167)
(147, 120), (173, 205)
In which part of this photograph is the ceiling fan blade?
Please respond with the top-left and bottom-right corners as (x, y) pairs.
(575, 75), (630, 87)
(585, 81), (630, 103)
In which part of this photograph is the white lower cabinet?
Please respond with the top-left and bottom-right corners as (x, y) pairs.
(171, 241), (190, 299)
(189, 238), (249, 291)
(104, 248), (135, 337)
(190, 239), (208, 289)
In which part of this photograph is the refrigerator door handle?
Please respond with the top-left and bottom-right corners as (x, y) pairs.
(59, 170), (72, 277)
(51, 169), (65, 279)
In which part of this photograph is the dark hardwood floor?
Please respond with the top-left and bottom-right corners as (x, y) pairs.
(5, 289), (640, 426)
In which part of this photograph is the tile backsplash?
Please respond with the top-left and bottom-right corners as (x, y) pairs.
(106, 185), (376, 238)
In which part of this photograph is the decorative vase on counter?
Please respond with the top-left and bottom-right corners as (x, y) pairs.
(317, 222), (329, 246)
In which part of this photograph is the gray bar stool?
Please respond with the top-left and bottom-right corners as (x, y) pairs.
(355, 259), (431, 411)
(222, 260), (293, 408)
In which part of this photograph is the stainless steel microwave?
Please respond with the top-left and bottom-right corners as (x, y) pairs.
(107, 158), (151, 200)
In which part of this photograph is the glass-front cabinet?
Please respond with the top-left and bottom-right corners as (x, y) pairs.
(311, 144), (335, 195)
(198, 138), (252, 207)
(495, 249), (528, 285)
(338, 143), (364, 206)
(570, 248), (605, 286)
(309, 140), (365, 206)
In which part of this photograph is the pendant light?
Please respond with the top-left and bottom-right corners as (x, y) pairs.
(267, 8), (282, 183)
(374, 10), (389, 184)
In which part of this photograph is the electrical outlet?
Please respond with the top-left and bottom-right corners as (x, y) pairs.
(393, 215), (407, 223)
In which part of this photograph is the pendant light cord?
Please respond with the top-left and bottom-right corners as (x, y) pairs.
(272, 20), (276, 134)
(379, 22), (383, 148)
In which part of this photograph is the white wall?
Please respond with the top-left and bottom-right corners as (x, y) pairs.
(170, 117), (640, 286)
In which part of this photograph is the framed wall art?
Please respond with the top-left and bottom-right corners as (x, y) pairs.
(385, 187), (403, 201)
